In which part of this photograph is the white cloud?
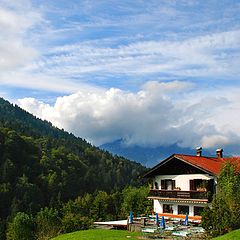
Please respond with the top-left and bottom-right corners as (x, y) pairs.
(0, 71), (101, 94)
(36, 30), (240, 82)
(0, 0), (239, 153)
(201, 135), (231, 148)
(142, 80), (193, 94)
(0, 1), (42, 70)
(0, 0), (239, 96)
(17, 81), (240, 149)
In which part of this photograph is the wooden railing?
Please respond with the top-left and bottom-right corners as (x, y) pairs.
(149, 189), (212, 201)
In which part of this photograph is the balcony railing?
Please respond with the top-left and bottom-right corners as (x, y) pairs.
(149, 189), (212, 201)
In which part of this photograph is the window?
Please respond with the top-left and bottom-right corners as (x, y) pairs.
(163, 204), (173, 213)
(190, 179), (208, 191)
(194, 206), (204, 216)
(154, 182), (159, 189)
(161, 179), (175, 190)
(178, 205), (189, 215)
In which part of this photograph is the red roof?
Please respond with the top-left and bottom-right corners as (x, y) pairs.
(143, 154), (240, 177)
(174, 154), (240, 175)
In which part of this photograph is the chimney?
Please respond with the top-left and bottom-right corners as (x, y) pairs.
(216, 148), (223, 158)
(196, 147), (202, 156)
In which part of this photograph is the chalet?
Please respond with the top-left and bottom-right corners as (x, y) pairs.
(143, 147), (240, 220)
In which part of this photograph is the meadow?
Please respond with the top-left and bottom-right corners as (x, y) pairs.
(51, 229), (142, 240)
(213, 228), (240, 240)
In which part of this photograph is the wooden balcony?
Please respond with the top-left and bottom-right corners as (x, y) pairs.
(149, 189), (212, 201)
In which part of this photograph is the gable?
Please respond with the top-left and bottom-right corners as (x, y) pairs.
(158, 157), (208, 175)
(143, 153), (240, 179)
(143, 156), (209, 177)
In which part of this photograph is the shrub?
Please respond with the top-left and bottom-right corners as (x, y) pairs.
(6, 212), (35, 240)
(61, 213), (91, 233)
(35, 207), (62, 240)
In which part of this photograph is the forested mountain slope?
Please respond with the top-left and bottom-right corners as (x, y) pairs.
(0, 97), (146, 220)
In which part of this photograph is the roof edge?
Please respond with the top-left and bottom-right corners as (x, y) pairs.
(143, 154), (218, 178)
(142, 154), (177, 178)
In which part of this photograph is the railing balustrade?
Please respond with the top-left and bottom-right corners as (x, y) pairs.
(149, 189), (211, 201)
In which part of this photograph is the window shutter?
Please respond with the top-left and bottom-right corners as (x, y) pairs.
(190, 180), (194, 190)
(172, 180), (176, 190)
(203, 180), (207, 188)
(161, 180), (165, 190)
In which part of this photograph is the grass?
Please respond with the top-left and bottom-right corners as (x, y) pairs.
(213, 229), (240, 240)
(51, 229), (142, 240)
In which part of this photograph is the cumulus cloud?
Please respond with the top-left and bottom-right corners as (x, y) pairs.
(1, 1), (240, 152)
(17, 81), (240, 149)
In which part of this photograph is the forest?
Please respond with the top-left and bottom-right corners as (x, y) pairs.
(0, 98), (149, 239)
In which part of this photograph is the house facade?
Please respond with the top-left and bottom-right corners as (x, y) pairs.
(143, 148), (240, 219)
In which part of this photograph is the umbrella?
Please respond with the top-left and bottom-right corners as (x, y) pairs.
(184, 212), (188, 226)
(129, 211), (133, 224)
(160, 216), (165, 229)
(155, 213), (159, 226)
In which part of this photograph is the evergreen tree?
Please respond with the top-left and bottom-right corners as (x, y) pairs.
(202, 162), (240, 237)
(0, 97), (147, 239)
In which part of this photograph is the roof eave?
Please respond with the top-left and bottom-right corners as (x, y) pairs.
(142, 154), (218, 178)
(142, 154), (176, 178)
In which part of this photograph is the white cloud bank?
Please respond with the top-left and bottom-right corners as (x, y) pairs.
(18, 81), (240, 149)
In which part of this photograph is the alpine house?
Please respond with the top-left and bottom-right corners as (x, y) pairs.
(143, 147), (240, 221)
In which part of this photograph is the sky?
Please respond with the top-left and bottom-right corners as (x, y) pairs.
(1, 0), (240, 152)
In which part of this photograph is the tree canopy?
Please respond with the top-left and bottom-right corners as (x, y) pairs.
(202, 161), (240, 237)
(0, 97), (148, 239)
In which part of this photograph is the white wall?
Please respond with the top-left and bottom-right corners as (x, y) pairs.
(154, 174), (214, 191)
(152, 173), (216, 216)
(153, 199), (162, 213)
(154, 200), (207, 216)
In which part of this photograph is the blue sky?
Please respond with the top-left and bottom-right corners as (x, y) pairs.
(1, 0), (240, 151)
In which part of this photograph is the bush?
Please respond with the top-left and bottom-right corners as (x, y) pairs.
(35, 207), (62, 240)
(121, 186), (152, 217)
(61, 213), (91, 233)
(6, 212), (35, 240)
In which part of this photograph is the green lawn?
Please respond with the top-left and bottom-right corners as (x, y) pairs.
(51, 229), (142, 240)
(213, 229), (240, 240)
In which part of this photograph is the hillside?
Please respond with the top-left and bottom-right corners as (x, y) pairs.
(0, 97), (146, 221)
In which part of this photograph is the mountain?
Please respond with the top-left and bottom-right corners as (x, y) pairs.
(0, 97), (146, 220)
(100, 139), (209, 167)
(100, 139), (239, 167)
